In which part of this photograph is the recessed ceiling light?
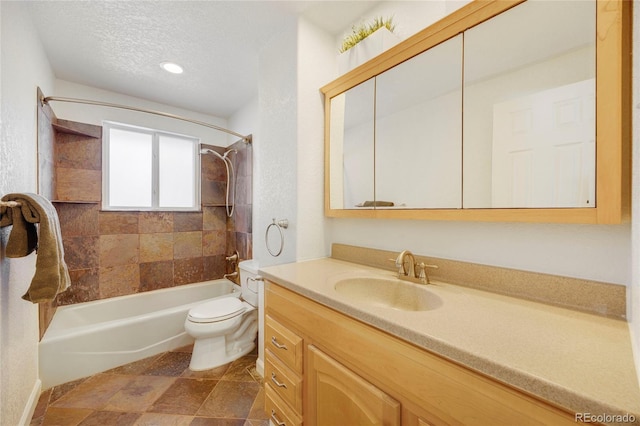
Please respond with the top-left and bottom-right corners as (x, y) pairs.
(160, 62), (183, 74)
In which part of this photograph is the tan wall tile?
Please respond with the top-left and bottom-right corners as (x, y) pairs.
(55, 133), (101, 170)
(63, 236), (99, 270)
(139, 212), (173, 233)
(100, 234), (139, 267)
(54, 203), (99, 237)
(203, 256), (225, 281)
(99, 211), (139, 234)
(173, 232), (202, 259)
(56, 268), (100, 306)
(201, 180), (226, 205)
(99, 264), (140, 299)
(202, 230), (226, 256)
(173, 212), (203, 232)
(203, 207), (226, 231)
(174, 258), (203, 284)
(234, 205), (251, 233)
(201, 153), (226, 181)
(140, 233), (174, 263)
(55, 168), (101, 202)
(139, 261), (174, 291)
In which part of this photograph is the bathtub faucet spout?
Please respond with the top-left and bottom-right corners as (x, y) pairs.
(226, 251), (239, 262)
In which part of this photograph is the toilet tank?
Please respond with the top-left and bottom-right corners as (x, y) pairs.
(239, 259), (260, 307)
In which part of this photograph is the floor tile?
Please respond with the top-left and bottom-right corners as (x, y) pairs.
(51, 374), (132, 410)
(106, 354), (163, 375)
(41, 407), (93, 426)
(134, 413), (194, 426)
(33, 352), (267, 425)
(31, 388), (52, 421)
(243, 420), (269, 426)
(77, 410), (141, 426)
(181, 363), (230, 380)
(196, 380), (260, 419)
(221, 356), (258, 382)
(247, 388), (268, 422)
(50, 377), (88, 404)
(148, 378), (218, 415)
(143, 352), (192, 376)
(172, 344), (194, 353)
(102, 375), (176, 412)
(190, 418), (246, 426)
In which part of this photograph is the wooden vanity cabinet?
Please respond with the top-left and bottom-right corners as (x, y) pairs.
(265, 314), (304, 425)
(265, 280), (580, 426)
(307, 345), (401, 426)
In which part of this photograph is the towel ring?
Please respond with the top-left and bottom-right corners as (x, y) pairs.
(266, 218), (288, 257)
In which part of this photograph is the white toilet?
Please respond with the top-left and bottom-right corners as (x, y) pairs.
(185, 260), (260, 371)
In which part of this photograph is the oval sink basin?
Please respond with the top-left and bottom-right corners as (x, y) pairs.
(334, 277), (442, 311)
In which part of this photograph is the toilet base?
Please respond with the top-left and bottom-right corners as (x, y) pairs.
(189, 337), (256, 371)
(188, 313), (258, 371)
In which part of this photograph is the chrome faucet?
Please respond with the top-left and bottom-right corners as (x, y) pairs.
(395, 250), (438, 284)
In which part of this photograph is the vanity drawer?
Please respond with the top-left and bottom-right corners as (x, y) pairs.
(266, 384), (303, 426)
(266, 349), (302, 412)
(265, 314), (303, 373)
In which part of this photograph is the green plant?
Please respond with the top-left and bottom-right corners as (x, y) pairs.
(340, 16), (396, 53)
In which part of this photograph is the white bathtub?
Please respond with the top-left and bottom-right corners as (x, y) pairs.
(39, 279), (240, 389)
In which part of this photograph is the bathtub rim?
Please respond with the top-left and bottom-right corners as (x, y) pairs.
(42, 279), (240, 343)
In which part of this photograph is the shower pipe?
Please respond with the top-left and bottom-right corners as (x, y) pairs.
(40, 95), (252, 144)
(200, 147), (237, 217)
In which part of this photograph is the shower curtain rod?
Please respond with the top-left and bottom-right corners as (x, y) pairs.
(41, 95), (252, 144)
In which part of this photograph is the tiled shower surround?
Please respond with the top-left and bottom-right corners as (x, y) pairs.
(41, 115), (252, 309)
(54, 205), (239, 305)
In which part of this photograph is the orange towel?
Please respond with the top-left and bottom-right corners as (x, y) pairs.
(0, 193), (71, 302)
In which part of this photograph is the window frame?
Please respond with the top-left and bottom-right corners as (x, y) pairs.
(102, 121), (201, 212)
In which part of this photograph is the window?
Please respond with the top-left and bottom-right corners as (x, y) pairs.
(103, 122), (200, 211)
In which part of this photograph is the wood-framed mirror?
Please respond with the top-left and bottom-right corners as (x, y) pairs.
(321, 0), (631, 224)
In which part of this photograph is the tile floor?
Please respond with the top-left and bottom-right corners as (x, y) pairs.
(30, 345), (268, 426)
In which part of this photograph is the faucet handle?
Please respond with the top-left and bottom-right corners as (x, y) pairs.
(415, 262), (438, 284)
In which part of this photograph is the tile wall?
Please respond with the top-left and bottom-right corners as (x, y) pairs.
(46, 120), (252, 308)
(54, 206), (232, 305)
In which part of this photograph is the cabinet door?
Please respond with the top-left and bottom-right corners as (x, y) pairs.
(306, 345), (400, 426)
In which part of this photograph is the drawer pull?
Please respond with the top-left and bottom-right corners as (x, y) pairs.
(271, 372), (288, 388)
(271, 336), (288, 350)
(271, 409), (286, 426)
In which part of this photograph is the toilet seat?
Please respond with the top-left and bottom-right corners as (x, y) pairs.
(188, 297), (246, 323)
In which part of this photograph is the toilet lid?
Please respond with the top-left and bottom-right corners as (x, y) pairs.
(188, 298), (246, 323)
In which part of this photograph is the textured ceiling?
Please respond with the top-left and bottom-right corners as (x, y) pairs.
(26, 1), (380, 118)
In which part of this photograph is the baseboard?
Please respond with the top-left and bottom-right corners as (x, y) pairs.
(19, 379), (42, 426)
(256, 357), (264, 378)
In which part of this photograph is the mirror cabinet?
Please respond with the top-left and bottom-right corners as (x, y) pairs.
(322, 0), (631, 224)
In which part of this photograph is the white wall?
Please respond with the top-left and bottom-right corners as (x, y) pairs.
(255, 20), (299, 267)
(228, 96), (258, 146)
(296, 18), (335, 261)
(0, 2), (55, 424)
(51, 80), (229, 147)
(335, 1), (447, 48)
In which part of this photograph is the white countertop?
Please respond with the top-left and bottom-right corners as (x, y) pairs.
(259, 257), (640, 421)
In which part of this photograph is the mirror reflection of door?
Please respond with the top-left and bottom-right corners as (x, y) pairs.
(463, 0), (596, 209)
(492, 79), (595, 208)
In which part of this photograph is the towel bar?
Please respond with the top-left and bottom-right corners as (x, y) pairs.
(0, 201), (21, 207)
